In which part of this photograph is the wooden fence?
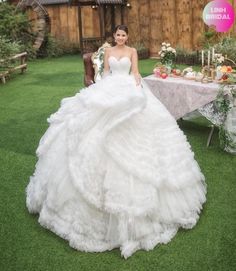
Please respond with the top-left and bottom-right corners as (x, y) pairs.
(0, 52), (27, 84)
(27, 0), (236, 56)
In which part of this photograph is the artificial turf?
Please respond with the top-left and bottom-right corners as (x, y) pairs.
(0, 55), (235, 271)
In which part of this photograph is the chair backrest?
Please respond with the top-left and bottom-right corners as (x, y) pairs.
(83, 52), (95, 87)
(82, 42), (111, 87)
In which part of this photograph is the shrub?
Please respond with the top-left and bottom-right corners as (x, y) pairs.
(175, 46), (200, 66)
(0, 36), (21, 71)
(0, 2), (36, 58)
(37, 34), (63, 58)
(38, 34), (80, 58)
(214, 37), (236, 63)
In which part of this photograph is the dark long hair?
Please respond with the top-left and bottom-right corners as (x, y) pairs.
(114, 25), (129, 35)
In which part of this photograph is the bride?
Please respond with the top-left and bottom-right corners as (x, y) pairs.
(26, 25), (207, 259)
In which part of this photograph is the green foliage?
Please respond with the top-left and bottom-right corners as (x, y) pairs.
(201, 28), (222, 48)
(0, 3), (29, 40)
(200, 27), (236, 63)
(0, 2), (36, 58)
(214, 37), (236, 63)
(38, 34), (80, 58)
(38, 34), (64, 58)
(57, 39), (80, 55)
(219, 125), (236, 150)
(175, 46), (196, 57)
(175, 46), (200, 66)
(215, 84), (236, 116)
(215, 83), (236, 152)
(0, 36), (21, 71)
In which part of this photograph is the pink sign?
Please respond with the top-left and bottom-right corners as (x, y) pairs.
(203, 0), (235, 32)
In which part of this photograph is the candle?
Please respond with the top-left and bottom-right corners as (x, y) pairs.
(207, 50), (210, 67)
(212, 48), (215, 62)
(201, 50), (204, 67)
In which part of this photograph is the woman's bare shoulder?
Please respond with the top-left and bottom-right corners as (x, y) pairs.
(105, 47), (112, 52)
(126, 47), (137, 54)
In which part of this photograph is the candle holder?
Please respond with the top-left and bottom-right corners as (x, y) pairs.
(201, 65), (216, 83)
(202, 65), (216, 79)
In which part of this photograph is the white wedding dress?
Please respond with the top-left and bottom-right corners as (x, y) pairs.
(26, 56), (207, 259)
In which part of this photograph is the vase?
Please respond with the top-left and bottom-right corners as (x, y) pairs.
(164, 60), (173, 74)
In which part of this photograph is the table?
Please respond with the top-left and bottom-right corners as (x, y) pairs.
(144, 75), (220, 120)
(144, 75), (236, 153)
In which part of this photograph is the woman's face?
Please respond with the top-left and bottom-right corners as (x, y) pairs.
(114, 29), (128, 46)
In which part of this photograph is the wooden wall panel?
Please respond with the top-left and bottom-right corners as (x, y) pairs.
(149, 0), (163, 55)
(159, 0), (177, 46)
(26, 1), (236, 55)
(92, 9), (100, 37)
(229, 0), (236, 34)
(175, 0), (192, 49)
(192, 0), (207, 50)
(126, 0), (140, 45)
(67, 6), (76, 43)
(114, 5), (122, 26)
(59, 5), (69, 40)
(139, 0), (150, 48)
(81, 6), (94, 37)
(47, 6), (60, 39)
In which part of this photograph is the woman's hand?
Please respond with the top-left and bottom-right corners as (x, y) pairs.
(134, 73), (141, 86)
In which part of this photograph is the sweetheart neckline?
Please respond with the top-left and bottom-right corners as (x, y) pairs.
(108, 56), (131, 62)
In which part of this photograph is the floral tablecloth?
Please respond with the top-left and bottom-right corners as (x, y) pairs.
(144, 75), (220, 120)
(144, 75), (236, 154)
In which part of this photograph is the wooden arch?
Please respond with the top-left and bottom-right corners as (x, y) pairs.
(16, 0), (50, 50)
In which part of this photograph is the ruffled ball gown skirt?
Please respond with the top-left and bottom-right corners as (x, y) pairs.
(26, 56), (206, 259)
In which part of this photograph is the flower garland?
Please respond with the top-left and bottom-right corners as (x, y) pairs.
(215, 74), (236, 152)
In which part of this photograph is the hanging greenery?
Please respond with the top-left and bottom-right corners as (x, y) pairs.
(215, 76), (236, 153)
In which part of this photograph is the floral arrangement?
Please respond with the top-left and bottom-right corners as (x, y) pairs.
(213, 53), (224, 65)
(158, 42), (176, 64)
(216, 65), (234, 81)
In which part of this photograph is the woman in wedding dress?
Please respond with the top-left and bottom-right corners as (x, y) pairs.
(26, 25), (207, 259)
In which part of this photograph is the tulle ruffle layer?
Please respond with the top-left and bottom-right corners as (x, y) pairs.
(26, 75), (206, 259)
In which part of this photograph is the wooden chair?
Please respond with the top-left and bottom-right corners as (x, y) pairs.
(83, 52), (95, 87)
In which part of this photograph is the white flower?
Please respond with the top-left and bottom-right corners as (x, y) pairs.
(167, 47), (172, 51)
(214, 53), (224, 64)
(218, 56), (224, 63)
(166, 43), (170, 47)
(162, 42), (167, 46)
(161, 53), (165, 57)
(161, 46), (166, 51)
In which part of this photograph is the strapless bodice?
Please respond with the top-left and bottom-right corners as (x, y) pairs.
(108, 56), (131, 75)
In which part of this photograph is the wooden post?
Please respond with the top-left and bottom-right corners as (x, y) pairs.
(111, 5), (115, 33)
(78, 3), (83, 53)
(99, 5), (105, 43)
(121, 4), (124, 24)
(149, 0), (163, 57)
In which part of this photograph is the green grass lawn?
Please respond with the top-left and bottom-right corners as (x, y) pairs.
(0, 55), (235, 271)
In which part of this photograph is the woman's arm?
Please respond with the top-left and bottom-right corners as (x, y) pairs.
(131, 48), (141, 86)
